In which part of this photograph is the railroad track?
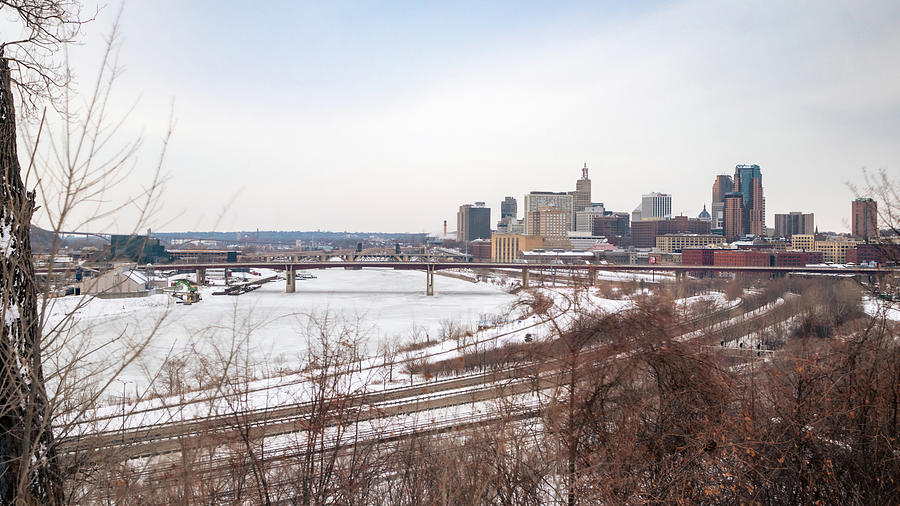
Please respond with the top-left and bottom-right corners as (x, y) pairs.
(121, 293), (792, 497)
(64, 287), (577, 433)
(59, 289), (770, 462)
(67, 290), (801, 505)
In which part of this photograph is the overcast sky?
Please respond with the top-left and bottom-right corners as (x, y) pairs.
(28, 0), (900, 234)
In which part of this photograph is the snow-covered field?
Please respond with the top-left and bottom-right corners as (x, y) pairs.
(46, 268), (517, 390)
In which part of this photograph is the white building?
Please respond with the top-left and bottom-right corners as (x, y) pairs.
(711, 201), (725, 230)
(506, 218), (526, 234)
(78, 265), (153, 296)
(567, 231), (617, 251)
(631, 204), (643, 223)
(575, 203), (606, 233)
(641, 192), (672, 220)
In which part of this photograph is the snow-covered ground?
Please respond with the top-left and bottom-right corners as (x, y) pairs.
(675, 292), (728, 309)
(864, 297), (900, 321)
(46, 268), (517, 391)
(57, 280), (764, 461)
(493, 266), (675, 284)
(65, 283), (683, 433)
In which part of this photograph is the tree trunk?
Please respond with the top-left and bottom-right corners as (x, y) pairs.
(0, 53), (62, 505)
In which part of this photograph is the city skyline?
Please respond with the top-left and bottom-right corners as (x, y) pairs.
(39, 1), (900, 234)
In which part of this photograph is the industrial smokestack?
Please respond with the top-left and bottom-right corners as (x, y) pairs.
(443, 220), (447, 238)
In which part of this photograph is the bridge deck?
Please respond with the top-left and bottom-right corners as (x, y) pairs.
(143, 261), (892, 275)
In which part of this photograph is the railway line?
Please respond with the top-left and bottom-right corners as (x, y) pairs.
(60, 288), (784, 462)
(66, 288), (802, 504)
(60, 288), (578, 434)
(126, 293), (795, 498)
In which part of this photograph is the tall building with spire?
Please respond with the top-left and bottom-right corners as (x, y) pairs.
(733, 164), (765, 236)
(573, 163), (592, 231)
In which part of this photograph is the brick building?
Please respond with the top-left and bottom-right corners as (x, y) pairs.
(714, 250), (770, 267)
(846, 243), (900, 265)
(631, 216), (711, 248)
(852, 198), (878, 241)
(470, 239), (492, 262)
(682, 248), (716, 266)
(723, 193), (744, 241)
(591, 213), (630, 238)
(682, 248), (822, 267)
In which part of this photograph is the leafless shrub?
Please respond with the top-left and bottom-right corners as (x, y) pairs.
(792, 280), (864, 338)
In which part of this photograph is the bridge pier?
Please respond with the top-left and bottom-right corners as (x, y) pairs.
(588, 267), (598, 286)
(285, 266), (295, 293)
(872, 270), (890, 289)
(522, 268), (529, 288)
(195, 268), (206, 285)
(426, 264), (435, 296)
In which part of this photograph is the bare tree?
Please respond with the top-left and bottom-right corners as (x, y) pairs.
(1, 3), (88, 502)
(2, 4), (174, 503)
(0, 0), (89, 111)
(1, 46), (64, 506)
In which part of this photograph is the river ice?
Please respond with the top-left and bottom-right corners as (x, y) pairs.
(46, 268), (517, 390)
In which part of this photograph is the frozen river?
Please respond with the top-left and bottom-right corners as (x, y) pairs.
(49, 268), (518, 391)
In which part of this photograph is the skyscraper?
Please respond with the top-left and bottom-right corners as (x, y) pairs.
(711, 175), (734, 230)
(723, 192), (744, 241)
(457, 202), (491, 242)
(712, 175), (734, 203)
(574, 163), (592, 217)
(523, 192), (573, 235)
(733, 164), (765, 236)
(528, 206), (569, 248)
(852, 198), (878, 241)
(641, 192), (672, 220)
(500, 196), (517, 220)
(575, 203), (605, 233)
(774, 212), (815, 238)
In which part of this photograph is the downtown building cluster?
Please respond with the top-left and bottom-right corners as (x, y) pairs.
(453, 163), (895, 268)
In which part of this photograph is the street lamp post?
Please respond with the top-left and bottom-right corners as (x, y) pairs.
(116, 379), (133, 445)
